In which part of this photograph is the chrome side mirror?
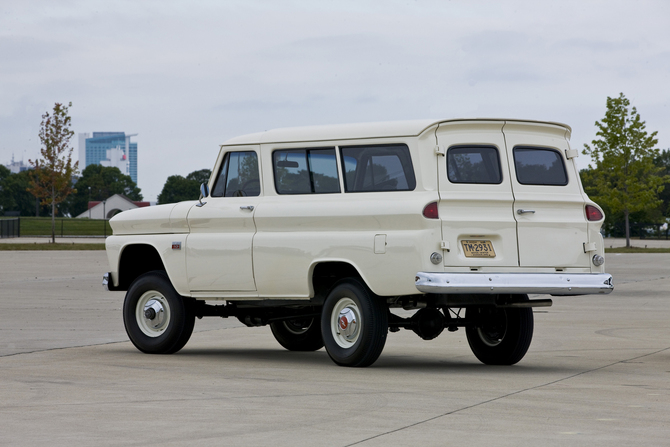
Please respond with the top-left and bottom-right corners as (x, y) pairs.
(196, 182), (209, 207)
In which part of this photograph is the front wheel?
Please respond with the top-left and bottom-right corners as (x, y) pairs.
(123, 271), (195, 354)
(321, 279), (388, 367)
(465, 300), (534, 365)
(270, 317), (324, 351)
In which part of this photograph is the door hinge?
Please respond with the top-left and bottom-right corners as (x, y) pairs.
(565, 149), (579, 159)
(435, 145), (446, 156)
(440, 241), (450, 252)
(583, 242), (597, 253)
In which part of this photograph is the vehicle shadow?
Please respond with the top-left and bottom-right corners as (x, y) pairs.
(154, 346), (583, 375)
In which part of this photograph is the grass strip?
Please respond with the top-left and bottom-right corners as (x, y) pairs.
(0, 243), (106, 251)
(9, 217), (112, 236)
(605, 247), (670, 253)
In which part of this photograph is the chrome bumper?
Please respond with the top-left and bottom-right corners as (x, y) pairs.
(102, 272), (122, 291)
(415, 272), (613, 296)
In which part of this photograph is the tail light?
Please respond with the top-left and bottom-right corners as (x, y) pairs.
(423, 202), (439, 219)
(586, 205), (603, 221)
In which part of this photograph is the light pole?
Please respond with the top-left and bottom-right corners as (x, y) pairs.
(88, 186), (91, 219)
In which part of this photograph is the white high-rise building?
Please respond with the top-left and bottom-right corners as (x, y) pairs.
(99, 146), (130, 176)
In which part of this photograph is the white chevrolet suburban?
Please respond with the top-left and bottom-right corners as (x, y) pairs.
(104, 119), (613, 367)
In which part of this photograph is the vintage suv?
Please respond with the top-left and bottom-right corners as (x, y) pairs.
(104, 119), (613, 367)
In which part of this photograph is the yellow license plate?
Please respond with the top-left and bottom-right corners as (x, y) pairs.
(461, 240), (496, 258)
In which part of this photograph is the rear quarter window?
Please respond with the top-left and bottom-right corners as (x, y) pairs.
(273, 148), (340, 194)
(513, 147), (568, 186)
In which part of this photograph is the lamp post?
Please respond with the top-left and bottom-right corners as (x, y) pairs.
(88, 186), (91, 219)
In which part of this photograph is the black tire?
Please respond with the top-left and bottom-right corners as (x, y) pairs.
(270, 317), (324, 351)
(465, 298), (534, 365)
(321, 279), (388, 367)
(123, 271), (195, 354)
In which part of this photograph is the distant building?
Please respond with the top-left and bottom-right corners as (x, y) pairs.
(4, 154), (30, 174)
(78, 132), (138, 184)
(76, 194), (150, 219)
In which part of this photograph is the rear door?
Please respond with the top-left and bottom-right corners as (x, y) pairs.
(502, 122), (590, 268)
(436, 121), (519, 267)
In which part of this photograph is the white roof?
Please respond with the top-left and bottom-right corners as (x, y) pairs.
(222, 118), (571, 146)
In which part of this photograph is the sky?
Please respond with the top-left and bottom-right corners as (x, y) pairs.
(1, 0), (669, 202)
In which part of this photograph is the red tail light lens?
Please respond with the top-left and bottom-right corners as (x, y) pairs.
(423, 202), (439, 219)
(586, 205), (603, 221)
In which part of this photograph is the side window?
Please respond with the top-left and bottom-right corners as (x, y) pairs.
(447, 145), (502, 184)
(513, 147), (567, 186)
(273, 148), (340, 194)
(340, 144), (416, 192)
(211, 151), (260, 197)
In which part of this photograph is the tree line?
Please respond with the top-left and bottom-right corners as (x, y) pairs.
(0, 164), (143, 218)
(1, 166), (209, 216)
(0, 162), (209, 216)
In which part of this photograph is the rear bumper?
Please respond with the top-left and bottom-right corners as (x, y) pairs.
(415, 272), (613, 296)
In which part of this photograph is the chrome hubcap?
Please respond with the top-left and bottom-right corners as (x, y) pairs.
(136, 291), (171, 337)
(331, 298), (361, 348)
(338, 308), (357, 339)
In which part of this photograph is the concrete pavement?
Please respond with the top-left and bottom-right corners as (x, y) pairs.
(0, 251), (668, 446)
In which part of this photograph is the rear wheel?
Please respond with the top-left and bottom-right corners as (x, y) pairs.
(270, 317), (324, 351)
(123, 271), (195, 354)
(321, 279), (388, 367)
(465, 298), (534, 365)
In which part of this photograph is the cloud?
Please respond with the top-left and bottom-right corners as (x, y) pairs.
(556, 38), (640, 53)
(0, 36), (71, 72)
(460, 30), (534, 55)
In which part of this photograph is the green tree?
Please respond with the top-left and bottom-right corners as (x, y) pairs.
(63, 164), (143, 217)
(28, 102), (79, 242)
(582, 93), (668, 247)
(654, 149), (670, 217)
(157, 169), (211, 204)
(186, 169), (212, 185)
(0, 165), (11, 214)
(0, 169), (50, 216)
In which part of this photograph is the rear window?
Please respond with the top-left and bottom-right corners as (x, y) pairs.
(513, 147), (567, 186)
(447, 145), (502, 184)
(273, 148), (340, 194)
(341, 144), (416, 192)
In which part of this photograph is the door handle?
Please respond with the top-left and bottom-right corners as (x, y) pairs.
(517, 209), (535, 215)
(240, 206), (255, 211)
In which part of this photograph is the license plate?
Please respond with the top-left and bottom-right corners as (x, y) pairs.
(461, 240), (496, 258)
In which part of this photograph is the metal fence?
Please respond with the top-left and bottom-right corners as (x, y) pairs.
(0, 218), (20, 239)
(605, 222), (670, 240)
